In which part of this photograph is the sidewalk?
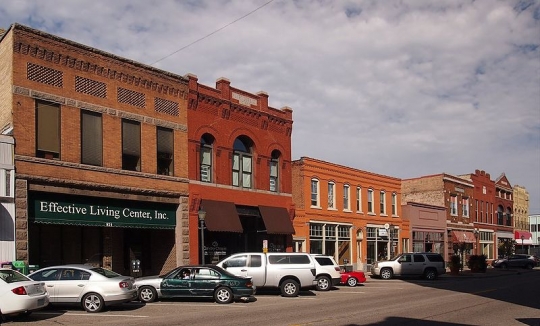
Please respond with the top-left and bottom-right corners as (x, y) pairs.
(440, 266), (538, 278)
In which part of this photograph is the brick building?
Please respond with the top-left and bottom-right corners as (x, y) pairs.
(292, 157), (408, 271)
(494, 173), (516, 254)
(186, 75), (294, 264)
(401, 202), (446, 255)
(0, 24), (190, 276)
(513, 185), (532, 253)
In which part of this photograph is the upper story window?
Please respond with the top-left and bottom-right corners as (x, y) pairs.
(462, 197), (469, 217)
(311, 179), (320, 207)
(497, 205), (504, 225)
(506, 207), (512, 227)
(367, 189), (374, 213)
(81, 110), (102, 166)
(380, 191), (386, 215)
(200, 134), (214, 183)
(36, 100), (60, 159)
(157, 127), (174, 176)
(232, 136), (253, 189)
(450, 195), (458, 216)
(122, 119), (141, 171)
(269, 150), (280, 192)
(391, 193), (397, 216)
(343, 184), (350, 211)
(327, 182), (335, 209)
(356, 186), (362, 212)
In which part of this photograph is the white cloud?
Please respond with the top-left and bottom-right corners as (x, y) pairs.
(1, 0), (539, 212)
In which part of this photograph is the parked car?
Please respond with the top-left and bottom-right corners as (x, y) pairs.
(134, 265), (254, 304)
(27, 264), (137, 312)
(339, 270), (366, 287)
(217, 252), (317, 297)
(311, 255), (341, 291)
(0, 268), (49, 317)
(370, 252), (446, 280)
(492, 254), (536, 269)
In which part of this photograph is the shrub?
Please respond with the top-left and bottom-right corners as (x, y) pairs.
(467, 254), (487, 272)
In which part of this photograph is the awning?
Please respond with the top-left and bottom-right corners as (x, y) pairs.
(451, 230), (476, 243)
(258, 206), (295, 235)
(514, 231), (533, 245)
(200, 199), (243, 233)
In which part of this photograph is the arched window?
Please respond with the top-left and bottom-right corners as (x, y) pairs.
(232, 136), (253, 188)
(200, 134), (214, 183)
(269, 150), (280, 192)
(497, 205), (504, 225)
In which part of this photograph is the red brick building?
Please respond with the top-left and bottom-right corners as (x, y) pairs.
(186, 75), (294, 264)
(1, 24), (190, 276)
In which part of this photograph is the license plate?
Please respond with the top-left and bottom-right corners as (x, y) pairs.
(37, 298), (45, 306)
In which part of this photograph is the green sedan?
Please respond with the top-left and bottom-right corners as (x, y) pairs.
(134, 265), (255, 304)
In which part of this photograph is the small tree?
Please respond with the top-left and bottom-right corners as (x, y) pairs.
(498, 239), (515, 257)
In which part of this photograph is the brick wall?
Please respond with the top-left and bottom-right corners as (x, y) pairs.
(0, 28), (13, 129)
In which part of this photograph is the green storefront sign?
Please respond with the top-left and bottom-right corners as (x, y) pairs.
(30, 192), (176, 229)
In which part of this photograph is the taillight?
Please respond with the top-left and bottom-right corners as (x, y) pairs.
(12, 286), (28, 295)
(246, 281), (253, 288)
(334, 267), (341, 272)
(119, 281), (130, 288)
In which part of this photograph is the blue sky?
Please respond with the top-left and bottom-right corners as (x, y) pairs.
(1, 0), (539, 213)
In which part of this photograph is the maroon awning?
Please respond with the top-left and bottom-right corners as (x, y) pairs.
(451, 230), (475, 243)
(514, 231), (533, 245)
(258, 206), (295, 235)
(200, 199), (243, 233)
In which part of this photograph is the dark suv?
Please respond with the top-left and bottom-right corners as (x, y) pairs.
(370, 252), (446, 280)
(492, 254), (536, 269)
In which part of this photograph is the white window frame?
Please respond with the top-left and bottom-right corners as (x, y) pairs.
(380, 191), (386, 215)
(450, 195), (458, 216)
(367, 189), (374, 214)
(356, 186), (362, 213)
(343, 184), (350, 211)
(391, 192), (397, 216)
(462, 197), (469, 217)
(327, 182), (335, 209)
(311, 179), (320, 208)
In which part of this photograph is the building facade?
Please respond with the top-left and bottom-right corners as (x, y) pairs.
(186, 75), (295, 264)
(402, 174), (475, 263)
(529, 214), (540, 255)
(0, 135), (15, 262)
(401, 202), (446, 255)
(1, 24), (190, 276)
(292, 157), (408, 271)
(513, 185), (531, 253)
(494, 173), (515, 256)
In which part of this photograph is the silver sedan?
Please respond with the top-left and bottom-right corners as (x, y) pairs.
(27, 264), (137, 312)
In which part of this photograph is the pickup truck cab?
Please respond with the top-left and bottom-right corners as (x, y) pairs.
(217, 252), (317, 297)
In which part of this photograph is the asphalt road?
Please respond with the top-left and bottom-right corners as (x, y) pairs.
(3, 269), (540, 326)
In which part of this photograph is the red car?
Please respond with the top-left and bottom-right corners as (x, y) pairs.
(340, 270), (366, 287)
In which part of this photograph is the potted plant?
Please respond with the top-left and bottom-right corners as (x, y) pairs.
(467, 254), (487, 273)
(448, 255), (461, 275)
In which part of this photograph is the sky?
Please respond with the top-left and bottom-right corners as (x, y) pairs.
(1, 0), (539, 213)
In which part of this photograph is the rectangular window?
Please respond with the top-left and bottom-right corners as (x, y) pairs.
(380, 191), (386, 214)
(475, 200), (478, 221)
(311, 179), (319, 207)
(343, 185), (350, 210)
(232, 154), (252, 188)
(122, 119), (141, 171)
(269, 159), (278, 192)
(200, 146), (212, 182)
(450, 196), (458, 216)
(462, 198), (469, 217)
(367, 189), (374, 213)
(36, 100), (60, 159)
(157, 127), (173, 176)
(81, 110), (102, 166)
(328, 182), (335, 209)
(391, 193), (397, 215)
(356, 187), (362, 212)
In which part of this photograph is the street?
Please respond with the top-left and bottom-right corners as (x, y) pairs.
(3, 269), (540, 326)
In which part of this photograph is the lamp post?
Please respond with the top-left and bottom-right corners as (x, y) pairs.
(198, 208), (206, 265)
(521, 235), (525, 254)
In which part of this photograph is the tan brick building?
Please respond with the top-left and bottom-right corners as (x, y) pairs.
(513, 185), (531, 252)
(0, 24), (190, 276)
(292, 157), (409, 271)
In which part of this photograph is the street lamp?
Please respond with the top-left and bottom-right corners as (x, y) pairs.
(198, 208), (206, 265)
(521, 235), (525, 254)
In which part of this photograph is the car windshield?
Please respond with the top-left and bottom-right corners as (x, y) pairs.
(90, 267), (121, 278)
(0, 269), (31, 283)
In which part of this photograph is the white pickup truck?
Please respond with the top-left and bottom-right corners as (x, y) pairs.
(217, 252), (317, 297)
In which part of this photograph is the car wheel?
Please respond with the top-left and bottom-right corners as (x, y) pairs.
(315, 276), (331, 291)
(380, 268), (393, 280)
(347, 277), (358, 287)
(500, 263), (507, 269)
(423, 268), (437, 280)
(214, 287), (233, 304)
(82, 293), (104, 313)
(280, 279), (300, 297)
(139, 286), (157, 303)
(525, 263), (533, 270)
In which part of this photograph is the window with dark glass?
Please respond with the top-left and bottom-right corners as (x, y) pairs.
(269, 150), (280, 192)
(122, 119), (141, 171)
(81, 110), (103, 166)
(232, 136), (253, 188)
(36, 100), (60, 159)
(157, 127), (174, 175)
(200, 134), (214, 182)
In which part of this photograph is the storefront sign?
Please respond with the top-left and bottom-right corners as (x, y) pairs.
(378, 229), (388, 237)
(30, 192), (176, 229)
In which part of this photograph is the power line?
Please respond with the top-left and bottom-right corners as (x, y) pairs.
(150, 0), (276, 66)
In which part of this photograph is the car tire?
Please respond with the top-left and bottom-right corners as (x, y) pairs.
(139, 286), (157, 303)
(82, 293), (104, 313)
(525, 263), (533, 270)
(214, 287), (233, 304)
(280, 279), (300, 297)
(315, 276), (331, 291)
(347, 277), (358, 287)
(423, 268), (437, 280)
(500, 263), (508, 269)
(380, 268), (393, 280)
